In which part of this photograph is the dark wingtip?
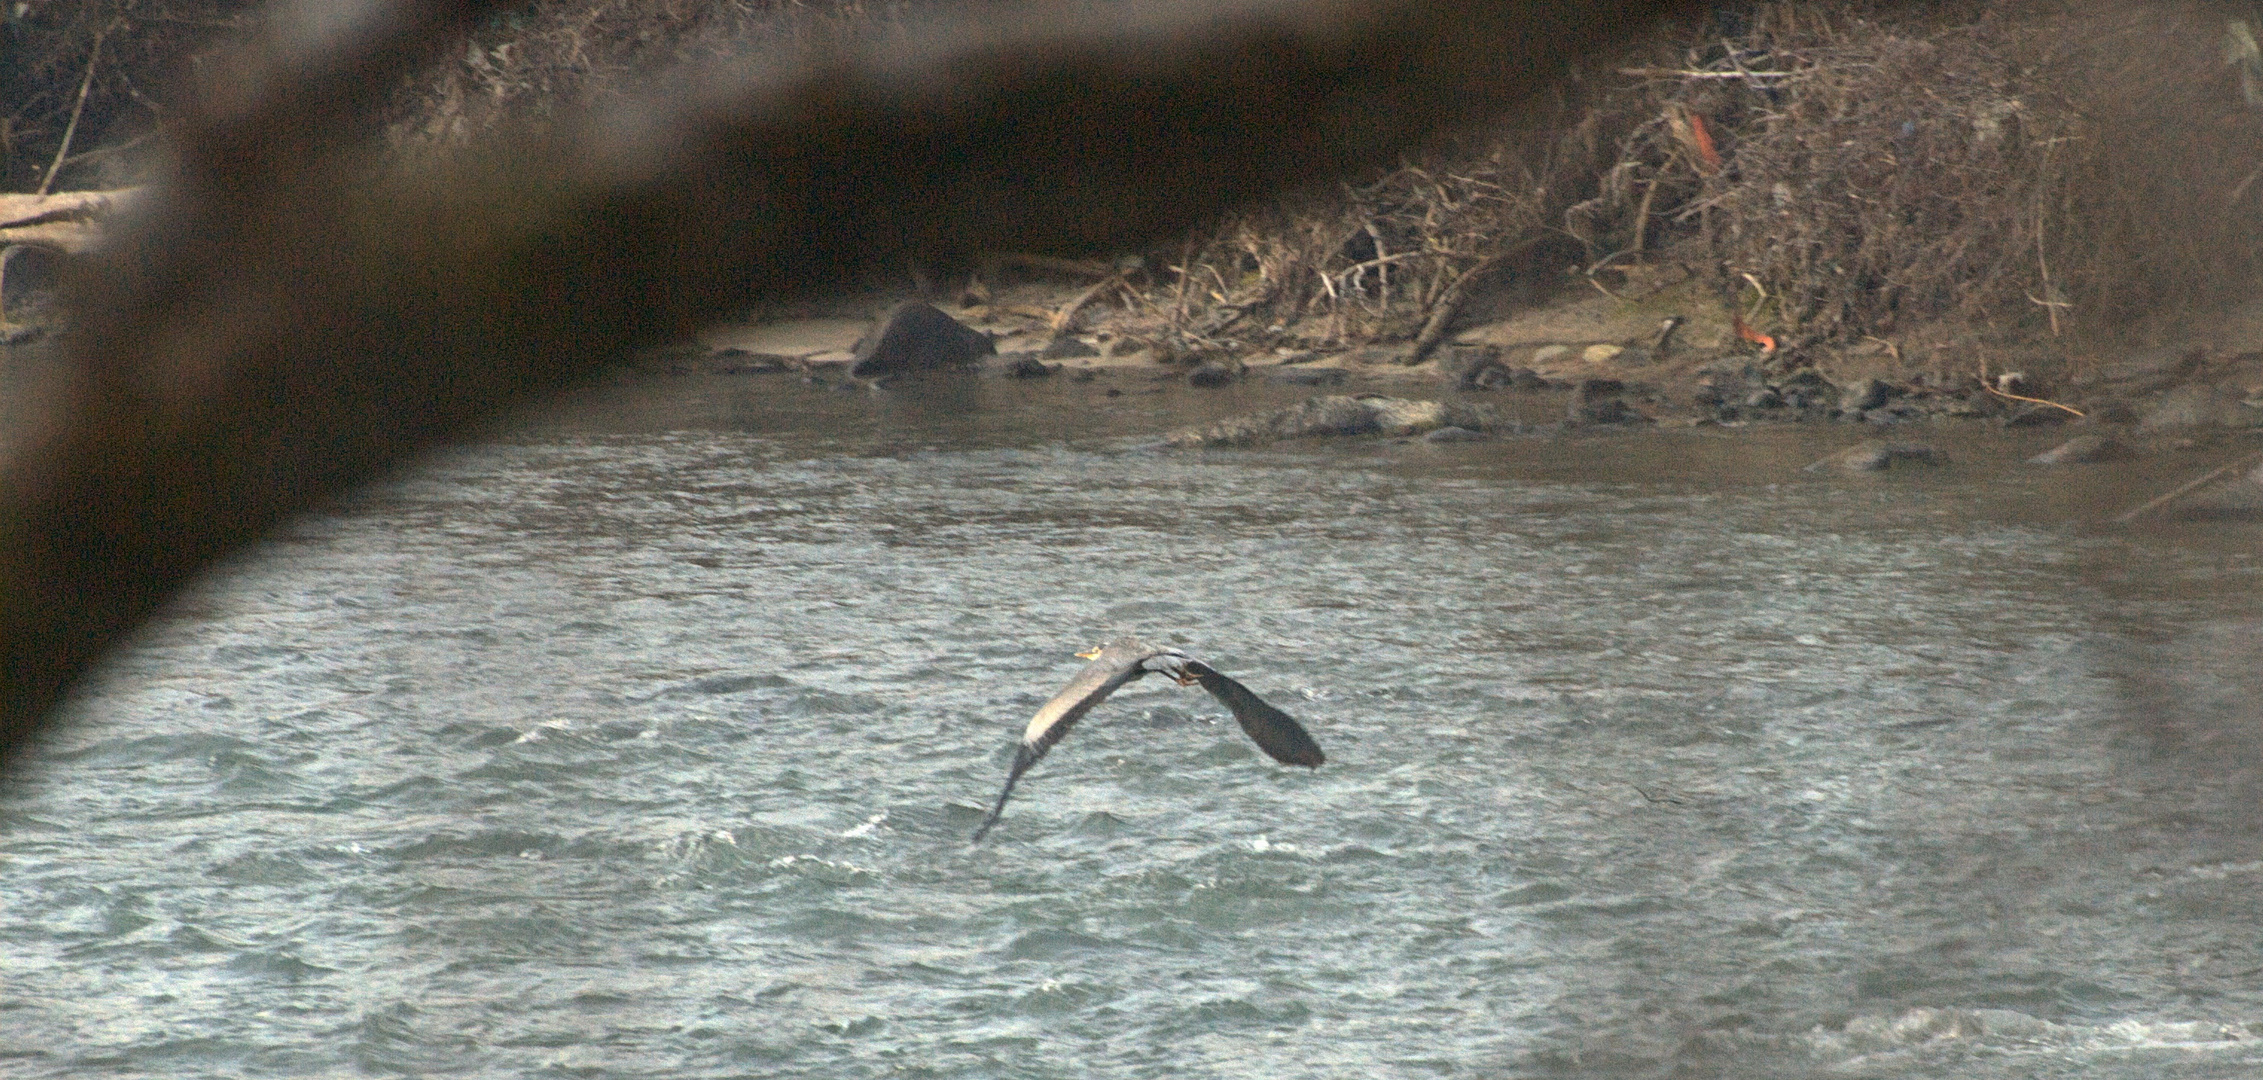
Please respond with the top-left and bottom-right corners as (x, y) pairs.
(1185, 662), (1326, 768)
(971, 743), (1041, 842)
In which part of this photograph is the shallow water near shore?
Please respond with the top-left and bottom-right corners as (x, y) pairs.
(9, 374), (2263, 1078)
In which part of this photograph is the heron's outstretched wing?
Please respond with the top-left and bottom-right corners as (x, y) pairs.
(1182, 660), (1325, 767)
(972, 639), (1162, 841)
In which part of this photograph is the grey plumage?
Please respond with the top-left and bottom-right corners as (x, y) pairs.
(972, 636), (1325, 841)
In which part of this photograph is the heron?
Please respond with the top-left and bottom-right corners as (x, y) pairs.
(971, 636), (1325, 841)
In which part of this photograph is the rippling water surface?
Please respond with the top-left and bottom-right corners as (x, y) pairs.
(10, 375), (2263, 1078)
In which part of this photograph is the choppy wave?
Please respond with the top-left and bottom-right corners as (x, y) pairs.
(8, 380), (2263, 1078)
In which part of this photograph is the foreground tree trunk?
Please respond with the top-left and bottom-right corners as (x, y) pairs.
(0, 0), (1702, 765)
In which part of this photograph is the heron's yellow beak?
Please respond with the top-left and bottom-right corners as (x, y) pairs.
(1076, 646), (1103, 660)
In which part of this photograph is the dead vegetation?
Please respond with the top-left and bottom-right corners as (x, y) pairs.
(16, 1), (2262, 366)
(0, 0), (260, 192)
(1130, 1), (2263, 362)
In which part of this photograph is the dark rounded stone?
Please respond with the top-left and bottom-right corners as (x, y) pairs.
(1187, 363), (1240, 387)
(2085, 400), (2139, 424)
(1839, 377), (1895, 414)
(2027, 434), (2134, 465)
(849, 301), (996, 378)
(1458, 358), (1512, 391)
(1041, 337), (1102, 360)
(999, 354), (1056, 379)
(1809, 440), (1944, 472)
(1269, 367), (1347, 387)
(1569, 398), (1652, 425)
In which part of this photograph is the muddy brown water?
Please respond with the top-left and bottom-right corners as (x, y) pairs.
(7, 373), (2263, 1078)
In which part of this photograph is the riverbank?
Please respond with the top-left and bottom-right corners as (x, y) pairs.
(664, 277), (2263, 435)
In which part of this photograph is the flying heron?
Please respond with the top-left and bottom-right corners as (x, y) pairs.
(971, 636), (1325, 841)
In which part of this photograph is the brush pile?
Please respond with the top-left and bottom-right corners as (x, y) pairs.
(1140, 1), (2263, 361)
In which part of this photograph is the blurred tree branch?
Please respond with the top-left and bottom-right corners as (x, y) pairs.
(0, 0), (1699, 764)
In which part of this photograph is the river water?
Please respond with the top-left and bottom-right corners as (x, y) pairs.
(8, 373), (2263, 1078)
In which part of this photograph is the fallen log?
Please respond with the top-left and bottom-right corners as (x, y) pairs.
(0, 188), (142, 254)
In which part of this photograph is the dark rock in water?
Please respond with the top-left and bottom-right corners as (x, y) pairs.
(2092, 343), (2205, 392)
(998, 354), (1057, 379)
(1446, 343), (1502, 374)
(706, 348), (797, 374)
(1777, 370), (1832, 412)
(1458, 357), (1513, 391)
(1042, 336), (1102, 360)
(849, 301), (996, 378)
(1422, 425), (1486, 443)
(2140, 384), (2245, 432)
(1807, 440), (1945, 473)
(1187, 363), (1240, 387)
(1569, 397), (1652, 425)
(1567, 377), (1651, 425)
(2085, 399), (2139, 424)
(2002, 403), (2072, 427)
(1839, 377), (1895, 414)
(1508, 368), (1551, 391)
(1745, 387), (1783, 410)
(1268, 366), (1347, 387)
(2172, 463), (2263, 520)
(2028, 434), (2134, 465)
(1166, 395), (1508, 447)
(1939, 391), (2000, 418)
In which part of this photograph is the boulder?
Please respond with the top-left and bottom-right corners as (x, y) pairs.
(1422, 425), (1486, 443)
(1807, 441), (1945, 473)
(995, 354), (1056, 378)
(2169, 463), (2263, 520)
(1268, 366), (1348, 387)
(2085, 399), (2139, 424)
(1839, 377), (1895, 415)
(1458, 358), (1514, 390)
(848, 301), (996, 378)
(2139, 384), (2245, 432)
(1569, 398), (1653, 425)
(2027, 434), (2133, 465)
(1567, 378), (1650, 425)
(1507, 368), (1552, 391)
(1187, 362), (1240, 387)
(1165, 395), (1508, 447)
(1041, 336), (1101, 359)
(2091, 343), (2205, 393)
(704, 347), (797, 374)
